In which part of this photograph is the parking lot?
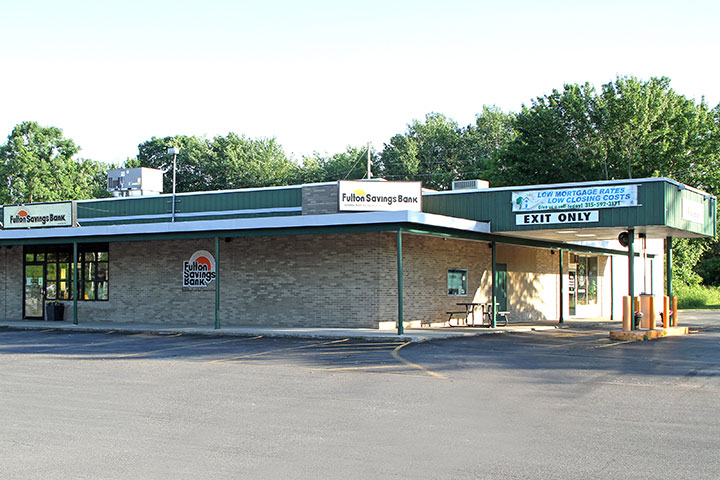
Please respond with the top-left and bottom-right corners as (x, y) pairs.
(2, 312), (719, 479)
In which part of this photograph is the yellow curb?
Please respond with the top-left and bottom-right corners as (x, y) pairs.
(609, 326), (689, 342)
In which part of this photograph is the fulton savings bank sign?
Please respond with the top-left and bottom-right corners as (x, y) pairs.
(3, 202), (74, 228)
(338, 181), (422, 212)
(183, 250), (217, 288)
(512, 185), (638, 225)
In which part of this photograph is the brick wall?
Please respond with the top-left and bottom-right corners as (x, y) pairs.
(302, 184), (339, 215)
(0, 246), (23, 320)
(0, 233), (626, 326)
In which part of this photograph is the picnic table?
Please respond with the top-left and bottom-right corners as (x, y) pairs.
(448, 302), (509, 327)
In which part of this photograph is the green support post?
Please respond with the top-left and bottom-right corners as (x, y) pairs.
(666, 236), (673, 298)
(397, 229), (404, 335)
(628, 229), (635, 330)
(558, 249), (564, 324)
(491, 241), (497, 328)
(72, 242), (78, 325)
(610, 256), (614, 321)
(215, 236), (220, 330)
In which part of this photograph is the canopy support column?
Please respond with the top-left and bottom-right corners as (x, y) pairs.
(397, 229), (404, 335)
(665, 236), (673, 298)
(558, 249), (564, 324)
(628, 229), (635, 330)
(215, 236), (220, 330)
(610, 256), (614, 321)
(491, 241), (497, 328)
(72, 242), (78, 325)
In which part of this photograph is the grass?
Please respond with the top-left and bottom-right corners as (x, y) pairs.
(675, 283), (720, 309)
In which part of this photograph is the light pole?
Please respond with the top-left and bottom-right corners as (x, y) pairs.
(167, 146), (180, 222)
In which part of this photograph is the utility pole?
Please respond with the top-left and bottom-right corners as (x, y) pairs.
(366, 143), (372, 179)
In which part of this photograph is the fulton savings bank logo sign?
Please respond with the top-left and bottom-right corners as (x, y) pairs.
(182, 250), (217, 288)
(3, 202), (74, 228)
(338, 180), (422, 212)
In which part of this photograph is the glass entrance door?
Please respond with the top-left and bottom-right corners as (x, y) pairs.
(24, 264), (45, 319)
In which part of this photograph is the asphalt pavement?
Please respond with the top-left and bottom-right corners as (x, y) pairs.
(1, 310), (718, 479)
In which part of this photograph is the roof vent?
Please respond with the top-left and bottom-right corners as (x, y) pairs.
(452, 179), (489, 190)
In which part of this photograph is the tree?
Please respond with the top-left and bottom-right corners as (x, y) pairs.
(495, 76), (720, 283)
(130, 135), (214, 193)
(465, 106), (517, 185)
(209, 133), (298, 189)
(132, 133), (300, 192)
(0, 121), (108, 204)
(496, 76), (720, 188)
(379, 110), (514, 190)
(493, 83), (608, 185)
(297, 145), (377, 184)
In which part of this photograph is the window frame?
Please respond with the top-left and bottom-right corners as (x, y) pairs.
(24, 244), (109, 302)
(447, 268), (468, 296)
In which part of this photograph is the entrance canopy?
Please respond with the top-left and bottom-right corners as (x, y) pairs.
(423, 177), (716, 243)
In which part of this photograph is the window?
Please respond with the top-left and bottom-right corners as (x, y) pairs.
(24, 244), (109, 301)
(447, 269), (468, 296)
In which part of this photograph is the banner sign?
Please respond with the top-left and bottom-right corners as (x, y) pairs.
(182, 250), (216, 288)
(682, 199), (704, 224)
(516, 210), (599, 225)
(512, 185), (637, 212)
(3, 202), (74, 228)
(339, 181), (422, 212)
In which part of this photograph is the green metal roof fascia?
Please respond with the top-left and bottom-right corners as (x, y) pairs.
(76, 188), (303, 221)
(0, 211), (488, 246)
(0, 224), (407, 245)
(401, 227), (650, 257)
(74, 183), (309, 207)
(423, 176), (715, 198)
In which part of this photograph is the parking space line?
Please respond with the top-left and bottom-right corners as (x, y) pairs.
(208, 338), (349, 364)
(593, 340), (633, 348)
(111, 335), (263, 358)
(544, 338), (610, 349)
(273, 349), (397, 356)
(391, 342), (447, 379)
(30, 336), (169, 352)
(320, 365), (410, 372)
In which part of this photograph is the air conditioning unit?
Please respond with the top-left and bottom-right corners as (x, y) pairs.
(452, 179), (489, 190)
(107, 168), (164, 197)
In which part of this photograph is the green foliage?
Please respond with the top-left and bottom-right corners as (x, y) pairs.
(379, 109), (513, 190)
(495, 76), (720, 188)
(0, 121), (109, 204)
(492, 83), (603, 185)
(696, 255), (720, 286)
(210, 133), (298, 189)
(297, 145), (377, 184)
(495, 76), (720, 280)
(674, 282), (720, 309)
(132, 133), (299, 192)
(671, 238), (708, 285)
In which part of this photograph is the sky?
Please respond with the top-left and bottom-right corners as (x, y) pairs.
(1, 0), (718, 164)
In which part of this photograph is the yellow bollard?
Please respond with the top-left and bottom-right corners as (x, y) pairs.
(647, 295), (656, 330)
(672, 297), (678, 326)
(622, 296), (632, 331)
(663, 296), (670, 329)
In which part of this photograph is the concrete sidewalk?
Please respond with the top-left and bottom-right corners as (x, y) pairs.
(0, 318), (621, 342)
